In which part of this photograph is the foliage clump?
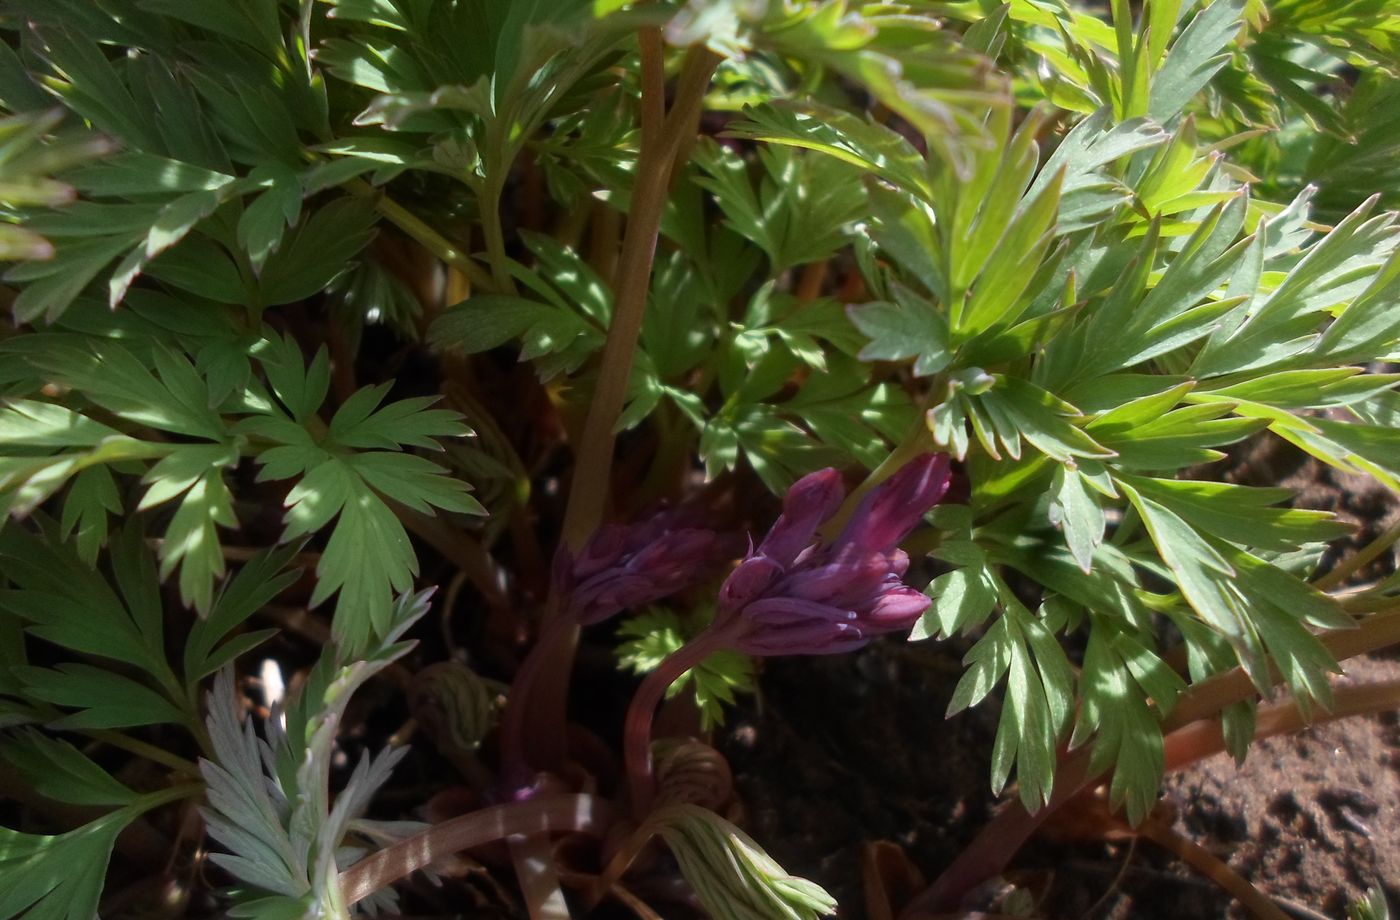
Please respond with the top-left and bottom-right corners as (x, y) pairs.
(2, 0), (1400, 917)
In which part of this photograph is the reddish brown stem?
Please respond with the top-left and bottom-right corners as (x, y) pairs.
(531, 42), (718, 776)
(901, 611), (1400, 917)
(1136, 817), (1290, 920)
(558, 41), (718, 553)
(622, 627), (736, 815)
(498, 612), (571, 782)
(510, 832), (571, 920)
(1163, 678), (1400, 772)
(337, 794), (615, 905)
(591, 816), (663, 909)
(562, 868), (664, 920)
(636, 27), (666, 152)
(1162, 611), (1400, 734)
(795, 260), (829, 302)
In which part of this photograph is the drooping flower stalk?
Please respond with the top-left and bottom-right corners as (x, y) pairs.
(624, 455), (952, 814)
(499, 506), (731, 789)
(621, 623), (745, 815)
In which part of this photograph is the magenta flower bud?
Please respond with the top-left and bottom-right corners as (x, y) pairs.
(835, 453), (951, 555)
(740, 620), (867, 656)
(572, 524), (629, 577)
(563, 509), (732, 625)
(584, 575), (655, 610)
(863, 585), (932, 626)
(743, 597), (857, 626)
(756, 467), (845, 567)
(782, 553), (892, 604)
(719, 555), (782, 610)
(717, 454), (952, 656)
(630, 530), (719, 575)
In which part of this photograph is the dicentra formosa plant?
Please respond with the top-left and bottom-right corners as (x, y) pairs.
(4, 0), (1400, 917)
(621, 454), (951, 810)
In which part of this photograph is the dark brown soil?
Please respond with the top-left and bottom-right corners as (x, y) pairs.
(720, 643), (1001, 918)
(1032, 654), (1400, 920)
(721, 644), (1400, 920)
(720, 442), (1400, 920)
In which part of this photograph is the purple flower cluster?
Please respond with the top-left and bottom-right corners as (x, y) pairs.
(716, 454), (952, 655)
(560, 508), (730, 625)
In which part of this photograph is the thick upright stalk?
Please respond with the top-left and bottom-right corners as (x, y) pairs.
(558, 40), (719, 552)
(480, 171), (518, 295)
(523, 39), (717, 775)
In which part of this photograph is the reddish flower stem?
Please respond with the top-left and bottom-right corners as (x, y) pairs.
(622, 626), (739, 816)
(498, 611), (570, 783)
(591, 813), (666, 909)
(510, 833), (572, 920)
(337, 794), (616, 905)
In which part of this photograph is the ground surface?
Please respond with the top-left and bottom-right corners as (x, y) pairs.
(720, 646), (1400, 920)
(719, 442), (1400, 920)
